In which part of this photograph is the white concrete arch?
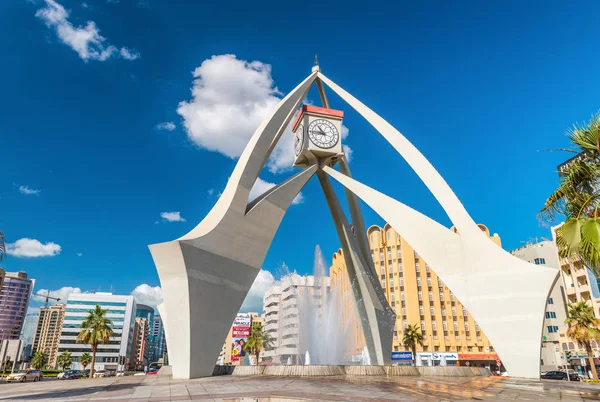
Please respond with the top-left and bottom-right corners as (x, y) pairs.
(317, 73), (557, 378)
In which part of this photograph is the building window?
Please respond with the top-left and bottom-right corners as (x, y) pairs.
(418, 291), (422, 301)
(453, 322), (459, 331)
(419, 306), (424, 316)
(547, 326), (559, 333)
(421, 321), (426, 331)
(429, 292), (433, 301)
(534, 258), (546, 265)
(432, 322), (437, 331)
(443, 321), (448, 331)
(430, 307), (435, 316)
(417, 278), (422, 287)
(401, 292), (405, 301)
(548, 298), (554, 304)
(545, 312), (557, 319)
(427, 278), (432, 287)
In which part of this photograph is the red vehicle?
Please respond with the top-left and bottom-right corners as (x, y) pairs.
(146, 369), (159, 375)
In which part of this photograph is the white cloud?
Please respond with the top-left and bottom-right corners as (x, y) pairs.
(35, 0), (140, 62)
(76, 252), (83, 257)
(131, 284), (163, 306)
(207, 188), (214, 196)
(249, 177), (303, 205)
(81, 2), (88, 8)
(7, 238), (61, 258)
(156, 121), (176, 131)
(32, 287), (81, 304)
(240, 269), (275, 313)
(19, 185), (41, 195)
(177, 54), (352, 173)
(160, 211), (186, 222)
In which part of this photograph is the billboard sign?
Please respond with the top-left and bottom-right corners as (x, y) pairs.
(232, 313), (251, 338)
(417, 352), (458, 361)
(391, 352), (413, 361)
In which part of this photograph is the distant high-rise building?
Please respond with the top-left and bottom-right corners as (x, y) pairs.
(151, 315), (165, 362)
(32, 304), (66, 368)
(131, 317), (150, 369)
(58, 293), (136, 371)
(0, 272), (34, 341)
(134, 304), (153, 365)
(510, 240), (568, 371)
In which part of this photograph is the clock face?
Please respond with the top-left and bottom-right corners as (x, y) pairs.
(294, 124), (304, 156)
(308, 119), (339, 149)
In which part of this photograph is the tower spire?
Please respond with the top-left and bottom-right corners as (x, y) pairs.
(314, 54), (319, 66)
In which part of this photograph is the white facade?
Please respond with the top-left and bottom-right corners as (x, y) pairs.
(58, 293), (136, 371)
(261, 276), (330, 364)
(510, 240), (568, 370)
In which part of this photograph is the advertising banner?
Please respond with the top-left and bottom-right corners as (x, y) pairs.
(391, 352), (413, 361)
(417, 352), (458, 361)
(232, 313), (251, 338)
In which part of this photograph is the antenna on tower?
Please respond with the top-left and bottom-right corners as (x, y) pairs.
(314, 54), (319, 66)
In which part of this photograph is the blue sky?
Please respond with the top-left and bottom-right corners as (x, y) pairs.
(1, 0), (599, 312)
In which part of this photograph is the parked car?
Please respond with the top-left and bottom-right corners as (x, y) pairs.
(6, 370), (41, 383)
(541, 371), (580, 381)
(146, 368), (159, 375)
(82, 369), (95, 377)
(64, 370), (82, 380)
(93, 370), (108, 378)
(116, 371), (125, 377)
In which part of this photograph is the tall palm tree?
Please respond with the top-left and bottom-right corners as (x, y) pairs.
(402, 324), (424, 366)
(245, 323), (273, 365)
(566, 301), (600, 379)
(540, 112), (600, 276)
(76, 305), (114, 378)
(80, 352), (91, 371)
(0, 230), (5, 263)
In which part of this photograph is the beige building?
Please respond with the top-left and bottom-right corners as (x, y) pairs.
(131, 317), (149, 370)
(331, 223), (501, 367)
(32, 304), (65, 368)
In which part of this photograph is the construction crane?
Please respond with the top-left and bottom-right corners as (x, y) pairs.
(40, 290), (61, 308)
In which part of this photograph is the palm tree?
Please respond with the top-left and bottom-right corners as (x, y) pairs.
(245, 323), (273, 365)
(565, 301), (600, 379)
(57, 350), (72, 371)
(76, 305), (114, 378)
(80, 352), (91, 371)
(0, 230), (5, 263)
(31, 351), (47, 370)
(540, 112), (600, 276)
(402, 324), (424, 366)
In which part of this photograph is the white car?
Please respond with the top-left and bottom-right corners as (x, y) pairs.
(93, 370), (107, 378)
(6, 370), (41, 383)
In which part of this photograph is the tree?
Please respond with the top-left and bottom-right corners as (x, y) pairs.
(2, 356), (11, 377)
(402, 324), (424, 366)
(80, 352), (91, 371)
(57, 350), (72, 371)
(540, 113), (600, 276)
(245, 323), (273, 365)
(31, 351), (48, 370)
(566, 301), (600, 379)
(76, 305), (114, 378)
(0, 230), (5, 263)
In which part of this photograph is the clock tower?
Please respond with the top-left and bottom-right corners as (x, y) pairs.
(292, 105), (344, 168)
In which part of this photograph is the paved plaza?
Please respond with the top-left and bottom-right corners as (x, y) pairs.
(0, 375), (598, 402)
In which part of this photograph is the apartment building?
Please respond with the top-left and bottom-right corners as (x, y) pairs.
(331, 223), (501, 368)
(0, 271), (33, 341)
(32, 304), (66, 368)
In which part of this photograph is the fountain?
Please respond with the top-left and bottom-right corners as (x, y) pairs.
(360, 346), (371, 366)
(296, 245), (354, 365)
